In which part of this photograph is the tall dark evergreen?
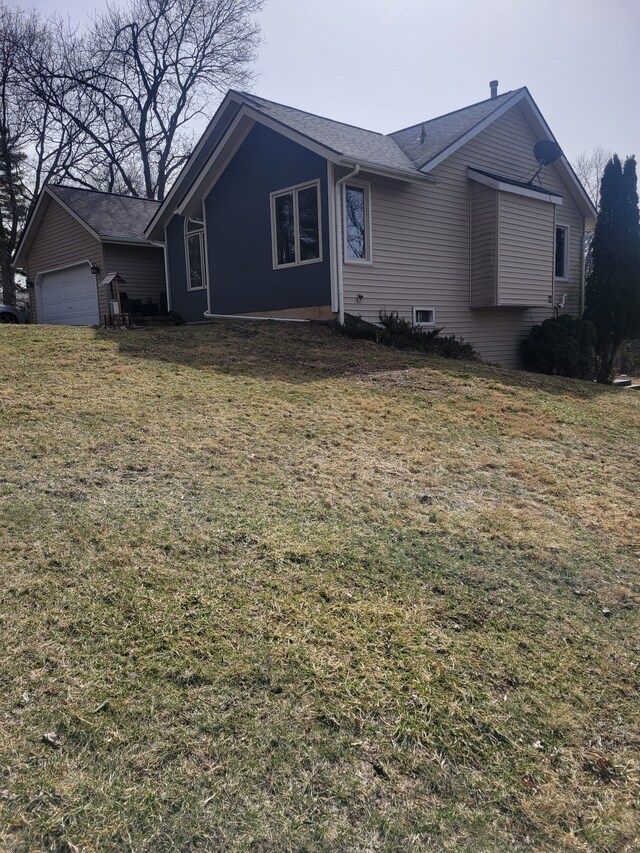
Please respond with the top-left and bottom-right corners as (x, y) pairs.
(584, 154), (640, 382)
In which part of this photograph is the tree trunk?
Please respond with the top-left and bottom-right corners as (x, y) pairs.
(0, 243), (15, 305)
(597, 336), (620, 384)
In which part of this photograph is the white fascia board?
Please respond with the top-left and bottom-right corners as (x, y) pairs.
(13, 189), (50, 268)
(45, 189), (103, 243)
(420, 89), (528, 174)
(177, 105), (352, 218)
(101, 237), (161, 246)
(14, 186), (103, 268)
(339, 158), (435, 184)
(468, 167), (563, 205)
(242, 107), (343, 162)
(177, 111), (255, 217)
(144, 91), (245, 239)
(559, 154), (597, 221)
(514, 91), (597, 220)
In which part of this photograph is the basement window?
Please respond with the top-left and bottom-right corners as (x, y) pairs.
(413, 307), (435, 326)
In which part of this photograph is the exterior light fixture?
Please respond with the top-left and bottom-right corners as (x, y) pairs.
(90, 264), (100, 275)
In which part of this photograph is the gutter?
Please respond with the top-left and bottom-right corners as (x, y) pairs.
(334, 164), (360, 325)
(340, 159), (436, 185)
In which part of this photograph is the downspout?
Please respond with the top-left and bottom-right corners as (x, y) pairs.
(334, 164), (360, 325)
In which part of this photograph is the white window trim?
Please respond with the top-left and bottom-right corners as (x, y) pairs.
(555, 223), (570, 281)
(413, 306), (436, 327)
(184, 215), (207, 291)
(343, 179), (373, 265)
(270, 179), (323, 270)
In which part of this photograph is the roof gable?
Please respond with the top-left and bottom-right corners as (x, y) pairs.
(48, 186), (160, 242)
(145, 85), (595, 242)
(15, 184), (161, 269)
(390, 89), (524, 170)
(239, 92), (416, 174)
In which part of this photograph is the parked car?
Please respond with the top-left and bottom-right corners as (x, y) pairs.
(0, 303), (30, 323)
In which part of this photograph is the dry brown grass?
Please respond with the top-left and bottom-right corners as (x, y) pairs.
(0, 320), (638, 852)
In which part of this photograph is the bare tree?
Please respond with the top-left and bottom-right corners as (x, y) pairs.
(573, 146), (612, 210)
(0, 5), (39, 304)
(37, 0), (263, 200)
(0, 6), (101, 302)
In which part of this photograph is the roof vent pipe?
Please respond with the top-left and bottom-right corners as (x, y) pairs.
(490, 80), (499, 99)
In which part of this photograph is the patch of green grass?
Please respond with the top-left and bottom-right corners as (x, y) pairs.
(0, 321), (638, 852)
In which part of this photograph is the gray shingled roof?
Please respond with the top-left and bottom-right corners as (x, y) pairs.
(48, 185), (160, 242)
(389, 89), (524, 169)
(239, 92), (417, 174)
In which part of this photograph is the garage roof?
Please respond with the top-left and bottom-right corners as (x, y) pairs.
(14, 185), (161, 269)
(48, 186), (160, 242)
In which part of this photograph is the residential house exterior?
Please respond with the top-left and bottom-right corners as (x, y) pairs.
(15, 186), (166, 325)
(146, 83), (595, 367)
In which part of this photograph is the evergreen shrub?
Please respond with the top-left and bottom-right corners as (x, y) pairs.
(339, 311), (477, 360)
(521, 314), (598, 379)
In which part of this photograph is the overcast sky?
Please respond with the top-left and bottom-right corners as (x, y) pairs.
(17, 0), (640, 163)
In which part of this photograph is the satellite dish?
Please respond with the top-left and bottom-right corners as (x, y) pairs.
(534, 140), (563, 166)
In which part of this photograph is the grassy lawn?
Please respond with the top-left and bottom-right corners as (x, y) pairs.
(0, 321), (638, 852)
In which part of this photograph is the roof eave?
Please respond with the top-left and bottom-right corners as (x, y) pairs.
(101, 237), (160, 246)
(418, 89), (528, 173)
(14, 185), (103, 269)
(418, 87), (597, 221)
(339, 158), (435, 184)
(144, 91), (247, 240)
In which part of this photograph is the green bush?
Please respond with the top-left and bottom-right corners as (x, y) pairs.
(338, 311), (477, 361)
(616, 340), (640, 375)
(521, 314), (598, 379)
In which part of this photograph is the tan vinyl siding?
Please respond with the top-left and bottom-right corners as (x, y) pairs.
(102, 243), (166, 310)
(470, 182), (497, 307)
(25, 197), (104, 323)
(497, 193), (554, 307)
(342, 104), (586, 367)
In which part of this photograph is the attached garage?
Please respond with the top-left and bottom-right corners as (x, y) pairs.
(37, 263), (99, 325)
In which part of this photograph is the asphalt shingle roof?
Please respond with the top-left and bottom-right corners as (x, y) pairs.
(48, 185), (161, 242)
(389, 89), (524, 169)
(239, 92), (417, 174)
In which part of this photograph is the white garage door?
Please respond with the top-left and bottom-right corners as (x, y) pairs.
(39, 264), (99, 325)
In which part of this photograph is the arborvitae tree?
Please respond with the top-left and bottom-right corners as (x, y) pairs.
(584, 154), (640, 382)
(622, 157), (640, 338)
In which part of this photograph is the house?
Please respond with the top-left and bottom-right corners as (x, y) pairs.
(14, 185), (166, 326)
(146, 82), (596, 366)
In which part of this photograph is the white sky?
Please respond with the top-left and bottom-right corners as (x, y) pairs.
(20, 0), (640, 163)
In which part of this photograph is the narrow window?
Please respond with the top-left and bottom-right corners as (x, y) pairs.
(271, 181), (322, 268)
(413, 307), (435, 326)
(555, 225), (569, 279)
(185, 216), (206, 291)
(344, 183), (371, 262)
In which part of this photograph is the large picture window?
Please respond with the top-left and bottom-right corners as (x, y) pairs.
(185, 214), (206, 291)
(271, 180), (322, 268)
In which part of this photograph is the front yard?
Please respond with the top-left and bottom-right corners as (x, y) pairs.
(0, 322), (638, 852)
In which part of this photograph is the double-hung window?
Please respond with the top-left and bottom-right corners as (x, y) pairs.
(185, 214), (206, 291)
(344, 181), (372, 263)
(271, 180), (322, 268)
(555, 224), (569, 279)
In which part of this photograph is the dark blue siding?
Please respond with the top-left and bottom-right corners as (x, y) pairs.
(166, 213), (208, 322)
(205, 124), (331, 314)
